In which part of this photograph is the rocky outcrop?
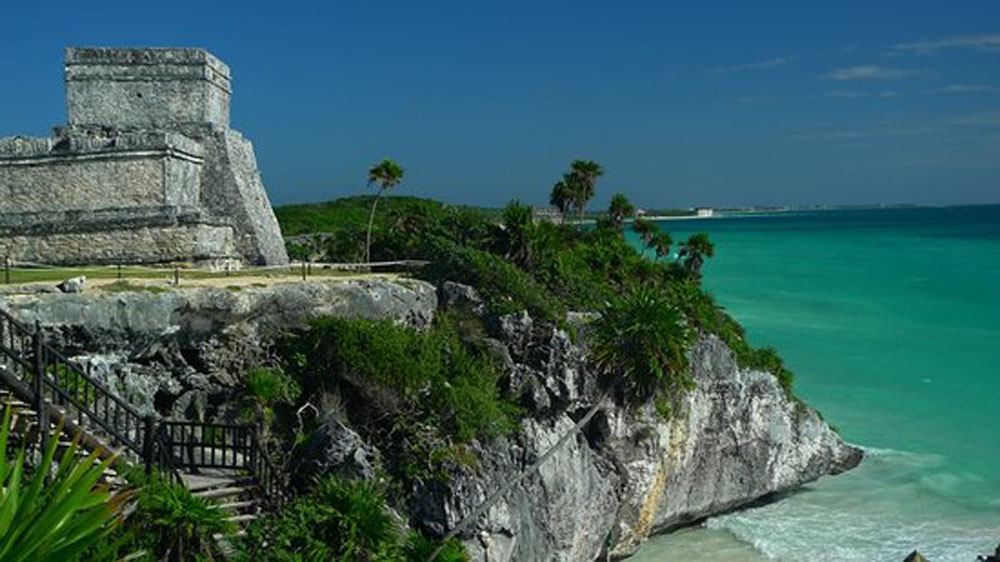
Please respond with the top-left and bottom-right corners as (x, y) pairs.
(0, 279), (861, 561)
(411, 296), (862, 561)
(0, 278), (436, 419)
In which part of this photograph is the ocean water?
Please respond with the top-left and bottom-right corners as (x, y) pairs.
(626, 206), (1000, 562)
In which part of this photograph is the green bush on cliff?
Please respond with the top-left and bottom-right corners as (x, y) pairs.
(591, 286), (696, 400)
(275, 195), (798, 398)
(287, 315), (518, 443)
(239, 475), (467, 561)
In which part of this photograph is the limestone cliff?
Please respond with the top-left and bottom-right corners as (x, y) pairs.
(414, 318), (861, 560)
(0, 279), (860, 561)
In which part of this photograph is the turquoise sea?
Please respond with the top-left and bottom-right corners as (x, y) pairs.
(627, 206), (1000, 562)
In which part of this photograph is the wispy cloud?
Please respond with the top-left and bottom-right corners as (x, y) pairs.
(823, 65), (930, 81)
(735, 95), (781, 103)
(945, 110), (1000, 127)
(923, 84), (1000, 94)
(824, 91), (866, 99)
(709, 57), (790, 74)
(895, 33), (1000, 54)
(824, 90), (903, 99)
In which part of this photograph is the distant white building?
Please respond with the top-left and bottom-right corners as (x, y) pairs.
(695, 207), (714, 218)
(532, 206), (563, 223)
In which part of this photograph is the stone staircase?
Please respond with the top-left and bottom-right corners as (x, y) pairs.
(0, 307), (280, 546)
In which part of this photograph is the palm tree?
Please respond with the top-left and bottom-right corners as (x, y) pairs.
(607, 193), (635, 232)
(549, 180), (573, 224)
(631, 217), (656, 251)
(651, 232), (673, 260)
(500, 199), (535, 269)
(364, 159), (404, 263)
(568, 160), (603, 224)
(678, 232), (716, 279)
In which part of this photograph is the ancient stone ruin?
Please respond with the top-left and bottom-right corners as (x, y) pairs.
(0, 47), (289, 267)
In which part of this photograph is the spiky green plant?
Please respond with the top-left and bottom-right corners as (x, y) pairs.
(127, 475), (233, 561)
(591, 286), (695, 400)
(0, 406), (125, 562)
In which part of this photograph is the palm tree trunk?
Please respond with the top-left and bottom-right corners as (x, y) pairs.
(365, 189), (384, 264)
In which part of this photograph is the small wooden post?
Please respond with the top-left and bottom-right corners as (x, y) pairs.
(173, 265), (180, 287)
(301, 261), (307, 281)
(117, 264), (122, 280)
(3, 256), (10, 285)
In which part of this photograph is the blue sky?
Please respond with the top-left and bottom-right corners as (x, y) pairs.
(2, 1), (999, 208)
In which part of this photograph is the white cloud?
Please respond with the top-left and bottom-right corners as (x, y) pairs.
(823, 90), (903, 99)
(923, 84), (1000, 94)
(735, 95), (781, 103)
(823, 65), (929, 81)
(895, 33), (1000, 54)
(946, 110), (1000, 127)
(709, 57), (790, 74)
(825, 91), (866, 99)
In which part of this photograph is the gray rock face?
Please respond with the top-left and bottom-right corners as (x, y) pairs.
(293, 416), (383, 487)
(1, 278), (437, 421)
(412, 319), (862, 561)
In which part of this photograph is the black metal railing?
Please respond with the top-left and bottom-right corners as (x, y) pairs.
(0, 307), (281, 506)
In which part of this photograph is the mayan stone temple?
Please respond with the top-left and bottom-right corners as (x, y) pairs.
(0, 47), (289, 267)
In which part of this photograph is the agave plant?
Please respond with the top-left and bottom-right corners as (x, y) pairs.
(0, 406), (126, 561)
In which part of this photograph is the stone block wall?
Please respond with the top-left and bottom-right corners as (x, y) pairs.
(0, 132), (203, 214)
(66, 48), (231, 130)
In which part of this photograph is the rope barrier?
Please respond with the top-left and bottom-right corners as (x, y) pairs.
(1, 256), (430, 285)
(425, 392), (609, 562)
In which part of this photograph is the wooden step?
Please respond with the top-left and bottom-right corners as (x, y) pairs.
(226, 513), (258, 524)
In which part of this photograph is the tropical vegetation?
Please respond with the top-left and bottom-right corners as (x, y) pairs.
(0, 408), (125, 562)
(365, 159), (405, 263)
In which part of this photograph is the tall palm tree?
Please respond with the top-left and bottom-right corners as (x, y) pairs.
(651, 231), (673, 260)
(549, 180), (573, 224)
(631, 217), (656, 250)
(608, 193), (635, 232)
(568, 160), (603, 224)
(364, 159), (404, 263)
(678, 232), (716, 279)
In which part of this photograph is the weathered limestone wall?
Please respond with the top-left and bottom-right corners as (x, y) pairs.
(0, 132), (203, 214)
(66, 48), (231, 130)
(0, 223), (236, 266)
(199, 129), (289, 265)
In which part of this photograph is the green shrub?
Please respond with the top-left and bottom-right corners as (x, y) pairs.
(419, 239), (564, 322)
(244, 367), (301, 407)
(124, 473), (233, 561)
(591, 286), (695, 400)
(405, 532), (468, 562)
(239, 476), (466, 562)
(289, 316), (518, 443)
